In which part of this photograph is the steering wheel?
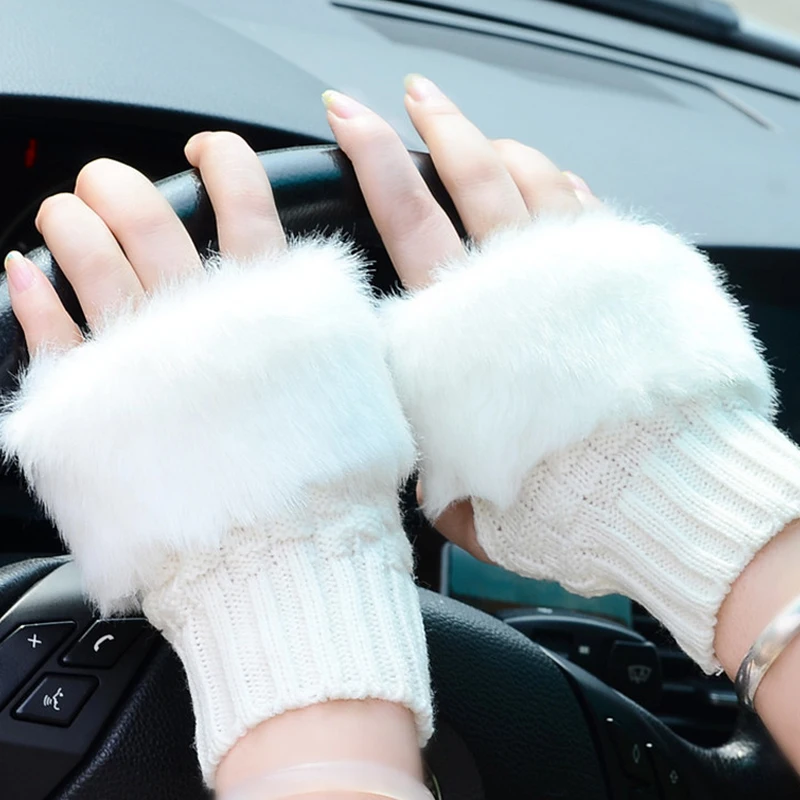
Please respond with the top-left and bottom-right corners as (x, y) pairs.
(0, 147), (798, 800)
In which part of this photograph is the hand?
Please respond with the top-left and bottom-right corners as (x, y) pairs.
(323, 74), (600, 561)
(3, 131), (428, 791)
(5, 131), (285, 353)
(320, 79), (800, 783)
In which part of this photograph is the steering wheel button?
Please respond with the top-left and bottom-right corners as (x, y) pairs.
(0, 621), (75, 709)
(605, 719), (656, 785)
(13, 674), (97, 727)
(61, 618), (148, 668)
(606, 641), (662, 710)
(645, 744), (685, 800)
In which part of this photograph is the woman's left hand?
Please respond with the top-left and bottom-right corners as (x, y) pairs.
(323, 74), (600, 556)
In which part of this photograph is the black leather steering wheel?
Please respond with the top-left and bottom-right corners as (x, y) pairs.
(0, 147), (798, 800)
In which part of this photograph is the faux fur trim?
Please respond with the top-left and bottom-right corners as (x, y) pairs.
(381, 210), (775, 518)
(1, 239), (415, 613)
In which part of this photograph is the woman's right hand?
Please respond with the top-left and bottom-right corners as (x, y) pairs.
(326, 78), (800, 777)
(323, 74), (599, 560)
(324, 75), (800, 675)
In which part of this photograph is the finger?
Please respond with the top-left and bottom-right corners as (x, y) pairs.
(403, 75), (530, 242)
(416, 482), (491, 563)
(491, 139), (584, 216)
(74, 159), (202, 290)
(35, 193), (144, 327)
(4, 251), (82, 354)
(184, 131), (286, 259)
(323, 90), (463, 289)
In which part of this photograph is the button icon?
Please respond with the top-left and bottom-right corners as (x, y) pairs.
(606, 641), (662, 710)
(669, 769), (679, 785)
(605, 719), (657, 785)
(628, 664), (653, 684)
(43, 686), (64, 712)
(15, 674), (97, 727)
(27, 634), (42, 649)
(93, 634), (115, 652)
(61, 618), (148, 669)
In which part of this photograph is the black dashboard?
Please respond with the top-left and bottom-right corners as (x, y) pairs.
(0, 113), (311, 259)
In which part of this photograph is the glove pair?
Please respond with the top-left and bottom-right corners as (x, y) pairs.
(3, 209), (800, 784)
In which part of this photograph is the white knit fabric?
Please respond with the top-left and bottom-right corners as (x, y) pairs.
(472, 400), (800, 673)
(382, 209), (800, 673)
(144, 483), (432, 784)
(0, 239), (433, 785)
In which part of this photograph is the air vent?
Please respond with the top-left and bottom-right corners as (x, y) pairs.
(631, 604), (738, 747)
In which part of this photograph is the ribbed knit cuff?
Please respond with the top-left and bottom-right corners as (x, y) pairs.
(143, 487), (432, 786)
(473, 402), (800, 674)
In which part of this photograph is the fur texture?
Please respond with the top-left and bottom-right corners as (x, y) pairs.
(381, 210), (775, 518)
(0, 239), (415, 614)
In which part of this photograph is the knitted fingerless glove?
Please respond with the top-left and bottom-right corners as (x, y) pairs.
(382, 210), (800, 673)
(0, 240), (432, 784)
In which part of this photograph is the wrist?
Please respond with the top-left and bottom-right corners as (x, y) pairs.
(715, 518), (800, 773)
(215, 700), (423, 796)
(715, 518), (800, 689)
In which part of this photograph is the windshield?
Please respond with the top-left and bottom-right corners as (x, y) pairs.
(729, 1), (799, 36)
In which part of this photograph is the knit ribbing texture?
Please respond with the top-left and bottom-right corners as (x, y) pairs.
(144, 484), (432, 786)
(473, 400), (800, 673)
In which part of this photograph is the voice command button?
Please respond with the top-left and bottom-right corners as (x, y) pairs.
(13, 674), (97, 727)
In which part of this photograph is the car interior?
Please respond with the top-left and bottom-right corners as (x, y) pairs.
(1, 0), (799, 798)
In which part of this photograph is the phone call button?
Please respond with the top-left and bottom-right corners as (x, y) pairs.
(61, 619), (149, 668)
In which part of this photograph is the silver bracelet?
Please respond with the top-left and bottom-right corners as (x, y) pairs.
(735, 593), (800, 711)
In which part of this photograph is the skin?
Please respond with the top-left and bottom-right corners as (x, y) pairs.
(4, 74), (799, 790)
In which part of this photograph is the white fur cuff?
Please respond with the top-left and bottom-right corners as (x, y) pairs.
(1, 240), (415, 613)
(382, 211), (774, 517)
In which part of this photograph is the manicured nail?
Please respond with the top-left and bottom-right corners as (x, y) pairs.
(187, 131), (213, 145)
(184, 131), (214, 160)
(4, 251), (35, 292)
(563, 171), (593, 195)
(404, 73), (445, 103)
(321, 90), (368, 119)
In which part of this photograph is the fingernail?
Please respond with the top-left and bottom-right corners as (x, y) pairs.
(187, 131), (213, 144)
(563, 171), (593, 195)
(184, 131), (214, 159)
(404, 73), (445, 103)
(322, 90), (368, 119)
(4, 251), (35, 291)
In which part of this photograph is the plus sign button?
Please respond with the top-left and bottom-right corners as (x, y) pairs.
(0, 621), (75, 708)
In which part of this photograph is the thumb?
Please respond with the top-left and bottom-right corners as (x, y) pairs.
(416, 481), (492, 563)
